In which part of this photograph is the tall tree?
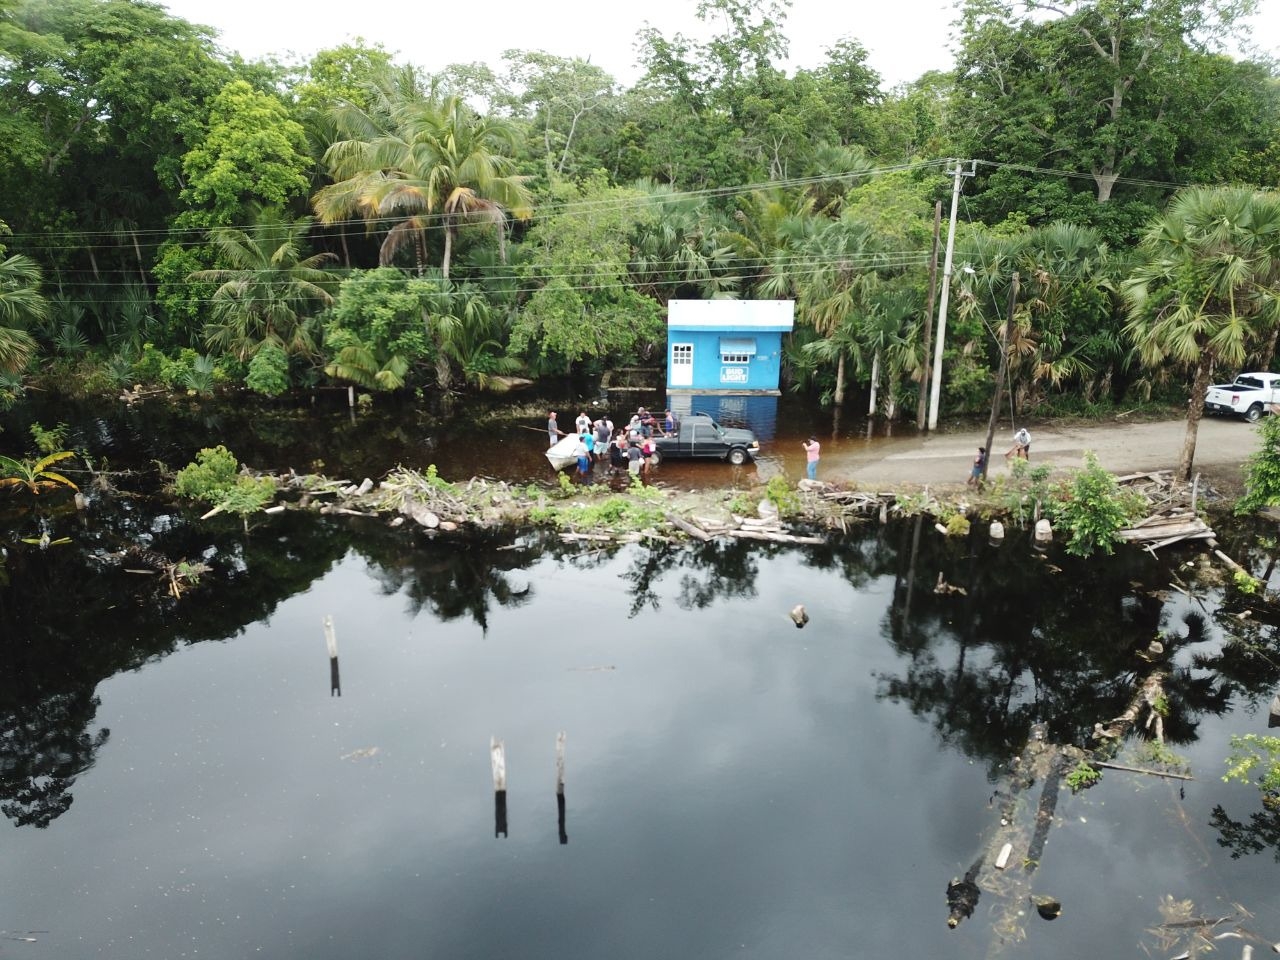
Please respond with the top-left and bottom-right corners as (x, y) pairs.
(314, 79), (533, 278)
(510, 176), (663, 373)
(1123, 186), (1280, 480)
(501, 50), (618, 178)
(951, 0), (1266, 239)
(190, 209), (338, 365)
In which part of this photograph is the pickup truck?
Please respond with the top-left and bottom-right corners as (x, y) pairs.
(1203, 372), (1280, 422)
(649, 414), (760, 465)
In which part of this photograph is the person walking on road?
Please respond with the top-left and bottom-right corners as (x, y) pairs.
(1006, 427), (1031, 462)
(802, 436), (821, 480)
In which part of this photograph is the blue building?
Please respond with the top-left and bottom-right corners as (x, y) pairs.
(665, 300), (795, 396)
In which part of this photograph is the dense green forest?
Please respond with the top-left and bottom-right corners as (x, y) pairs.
(0, 0), (1277, 435)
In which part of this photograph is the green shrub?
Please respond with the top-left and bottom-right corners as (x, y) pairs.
(765, 475), (800, 517)
(1050, 452), (1144, 557)
(943, 512), (971, 537)
(1232, 569), (1263, 595)
(1066, 761), (1100, 793)
(174, 445), (240, 503)
(246, 342), (290, 397)
(1237, 414), (1280, 515)
(29, 422), (68, 456)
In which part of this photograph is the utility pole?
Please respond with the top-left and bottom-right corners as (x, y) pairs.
(926, 159), (977, 431)
(916, 200), (943, 430)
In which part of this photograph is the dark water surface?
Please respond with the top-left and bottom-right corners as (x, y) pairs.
(2, 397), (1279, 959)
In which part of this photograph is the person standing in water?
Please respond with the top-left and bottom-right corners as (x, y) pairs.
(802, 436), (821, 480)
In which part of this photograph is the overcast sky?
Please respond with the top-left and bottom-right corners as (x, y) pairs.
(160, 0), (1279, 91)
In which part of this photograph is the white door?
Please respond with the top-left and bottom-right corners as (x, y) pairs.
(671, 343), (694, 387)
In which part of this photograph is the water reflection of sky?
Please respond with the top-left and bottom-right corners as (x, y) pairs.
(4, 546), (1278, 959)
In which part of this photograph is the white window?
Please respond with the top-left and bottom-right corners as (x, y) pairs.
(719, 337), (757, 364)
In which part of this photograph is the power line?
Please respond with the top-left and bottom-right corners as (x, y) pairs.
(0, 158), (952, 246)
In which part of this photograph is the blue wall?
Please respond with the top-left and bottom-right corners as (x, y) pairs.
(666, 330), (784, 393)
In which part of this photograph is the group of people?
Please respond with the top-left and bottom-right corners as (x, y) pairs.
(968, 427), (1032, 487)
(547, 407), (679, 481)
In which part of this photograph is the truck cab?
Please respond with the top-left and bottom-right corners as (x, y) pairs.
(650, 414), (760, 465)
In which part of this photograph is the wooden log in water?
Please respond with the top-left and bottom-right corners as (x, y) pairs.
(727, 529), (825, 545)
(1093, 760), (1193, 781)
(1214, 549), (1248, 575)
(491, 737), (506, 792)
(555, 731), (566, 796)
(323, 615), (338, 658)
(492, 736), (508, 838)
(666, 513), (712, 541)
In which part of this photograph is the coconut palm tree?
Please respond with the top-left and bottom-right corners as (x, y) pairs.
(314, 80), (533, 278)
(0, 253), (48, 375)
(191, 209), (339, 363)
(1123, 186), (1280, 480)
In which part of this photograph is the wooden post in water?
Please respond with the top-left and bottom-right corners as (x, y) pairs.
(323, 615), (341, 696)
(555, 731), (567, 845)
(492, 737), (508, 838)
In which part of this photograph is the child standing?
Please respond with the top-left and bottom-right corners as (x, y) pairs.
(967, 447), (987, 487)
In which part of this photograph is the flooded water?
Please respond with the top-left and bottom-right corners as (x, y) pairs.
(2, 395), (1280, 958)
(0, 389), (923, 494)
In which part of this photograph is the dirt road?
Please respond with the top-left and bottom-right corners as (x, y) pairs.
(774, 415), (1257, 491)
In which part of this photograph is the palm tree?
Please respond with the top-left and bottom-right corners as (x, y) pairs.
(773, 216), (884, 406)
(415, 272), (497, 392)
(862, 286), (922, 419)
(629, 183), (740, 302)
(191, 209), (339, 362)
(1123, 186), (1280, 480)
(0, 254), (48, 375)
(314, 80), (533, 278)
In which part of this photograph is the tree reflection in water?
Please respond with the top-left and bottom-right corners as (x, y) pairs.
(4, 486), (1280, 875)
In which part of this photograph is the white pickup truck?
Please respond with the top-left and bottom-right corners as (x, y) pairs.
(1203, 372), (1280, 422)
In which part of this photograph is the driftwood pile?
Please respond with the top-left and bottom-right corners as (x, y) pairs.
(1114, 470), (1216, 551)
(667, 511), (825, 545)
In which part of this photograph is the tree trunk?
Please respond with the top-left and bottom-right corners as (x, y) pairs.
(435, 347), (453, 392)
(1260, 322), (1280, 374)
(1178, 356), (1213, 481)
(131, 231), (147, 283)
(834, 350), (846, 407)
(442, 224), (455, 279)
(868, 351), (880, 417)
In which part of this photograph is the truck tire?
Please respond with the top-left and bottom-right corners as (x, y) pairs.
(1246, 403), (1264, 423)
(648, 449), (662, 467)
(728, 447), (749, 466)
